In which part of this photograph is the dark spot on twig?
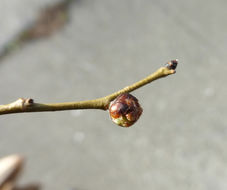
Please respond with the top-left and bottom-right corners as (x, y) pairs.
(25, 98), (34, 105)
(165, 59), (178, 70)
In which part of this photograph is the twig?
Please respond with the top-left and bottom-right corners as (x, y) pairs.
(0, 60), (178, 115)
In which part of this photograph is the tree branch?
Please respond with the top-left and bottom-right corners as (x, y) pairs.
(0, 60), (178, 115)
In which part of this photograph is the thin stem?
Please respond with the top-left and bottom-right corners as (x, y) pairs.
(0, 60), (178, 115)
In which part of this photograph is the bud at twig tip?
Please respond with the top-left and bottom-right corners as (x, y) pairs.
(165, 59), (178, 71)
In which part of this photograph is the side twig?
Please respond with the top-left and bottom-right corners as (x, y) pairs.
(0, 60), (178, 115)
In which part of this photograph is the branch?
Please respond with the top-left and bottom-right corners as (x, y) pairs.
(0, 60), (178, 115)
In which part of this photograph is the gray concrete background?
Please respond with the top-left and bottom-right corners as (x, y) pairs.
(0, 0), (227, 189)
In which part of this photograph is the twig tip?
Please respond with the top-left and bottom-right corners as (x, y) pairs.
(166, 59), (178, 71)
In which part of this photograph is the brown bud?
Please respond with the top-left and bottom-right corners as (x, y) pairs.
(109, 93), (143, 127)
(166, 59), (178, 70)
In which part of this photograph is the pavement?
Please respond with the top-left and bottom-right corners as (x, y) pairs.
(0, 0), (227, 190)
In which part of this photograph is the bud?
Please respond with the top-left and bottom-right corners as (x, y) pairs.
(109, 93), (143, 127)
(166, 59), (178, 70)
(0, 155), (24, 188)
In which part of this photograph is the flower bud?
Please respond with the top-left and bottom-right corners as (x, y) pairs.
(109, 93), (143, 127)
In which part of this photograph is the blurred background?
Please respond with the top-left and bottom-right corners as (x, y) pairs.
(0, 0), (227, 189)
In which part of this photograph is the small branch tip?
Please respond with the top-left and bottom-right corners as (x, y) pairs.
(165, 59), (178, 71)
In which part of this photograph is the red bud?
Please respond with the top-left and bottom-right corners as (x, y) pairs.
(109, 93), (143, 127)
